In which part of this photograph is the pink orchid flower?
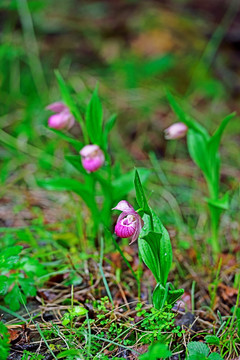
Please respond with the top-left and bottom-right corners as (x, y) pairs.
(164, 122), (188, 140)
(80, 144), (105, 173)
(112, 200), (144, 244)
(46, 102), (75, 130)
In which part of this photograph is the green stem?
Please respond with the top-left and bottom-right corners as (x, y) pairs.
(17, 0), (48, 99)
(99, 237), (114, 306)
(209, 205), (221, 258)
(206, 178), (221, 258)
(137, 256), (143, 301)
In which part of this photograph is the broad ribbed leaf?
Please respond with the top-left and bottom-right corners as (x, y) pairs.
(208, 353), (223, 360)
(167, 288), (184, 304)
(204, 335), (220, 346)
(209, 113), (235, 156)
(134, 169), (151, 215)
(152, 283), (167, 309)
(139, 210), (172, 286)
(187, 342), (209, 357)
(159, 226), (172, 285)
(187, 355), (207, 360)
(187, 129), (210, 180)
(86, 86), (103, 145)
(139, 231), (161, 283)
(207, 113), (235, 196)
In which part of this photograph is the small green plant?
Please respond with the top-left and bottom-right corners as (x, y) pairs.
(0, 321), (10, 360)
(139, 342), (172, 360)
(38, 72), (150, 239)
(21, 351), (45, 360)
(113, 170), (184, 309)
(61, 306), (88, 326)
(135, 303), (185, 344)
(166, 91), (236, 258)
(0, 246), (46, 310)
(186, 341), (223, 360)
(58, 297), (181, 358)
(55, 349), (84, 359)
(204, 335), (220, 346)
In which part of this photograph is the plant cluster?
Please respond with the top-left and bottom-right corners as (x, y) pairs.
(0, 245), (46, 311)
(166, 92), (236, 257)
(39, 71), (150, 239)
(0, 71), (239, 359)
(0, 2), (239, 358)
(55, 297), (184, 358)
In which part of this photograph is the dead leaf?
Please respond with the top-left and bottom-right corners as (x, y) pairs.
(218, 283), (238, 302)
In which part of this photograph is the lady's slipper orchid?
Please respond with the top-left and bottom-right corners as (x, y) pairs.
(164, 122), (188, 140)
(112, 200), (144, 244)
(80, 144), (105, 173)
(46, 102), (75, 130)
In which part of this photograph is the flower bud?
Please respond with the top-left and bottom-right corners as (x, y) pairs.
(46, 102), (75, 130)
(164, 122), (188, 140)
(80, 144), (105, 173)
(112, 200), (144, 244)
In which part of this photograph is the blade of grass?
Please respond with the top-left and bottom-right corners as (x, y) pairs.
(16, 0), (48, 98)
(99, 236), (114, 306)
(36, 323), (58, 360)
(191, 280), (196, 313)
(87, 333), (141, 356)
(97, 306), (156, 355)
(85, 312), (91, 360)
(137, 255), (143, 301)
(0, 129), (61, 167)
(0, 305), (27, 323)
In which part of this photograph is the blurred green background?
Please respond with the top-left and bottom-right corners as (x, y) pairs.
(0, 0), (239, 231)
